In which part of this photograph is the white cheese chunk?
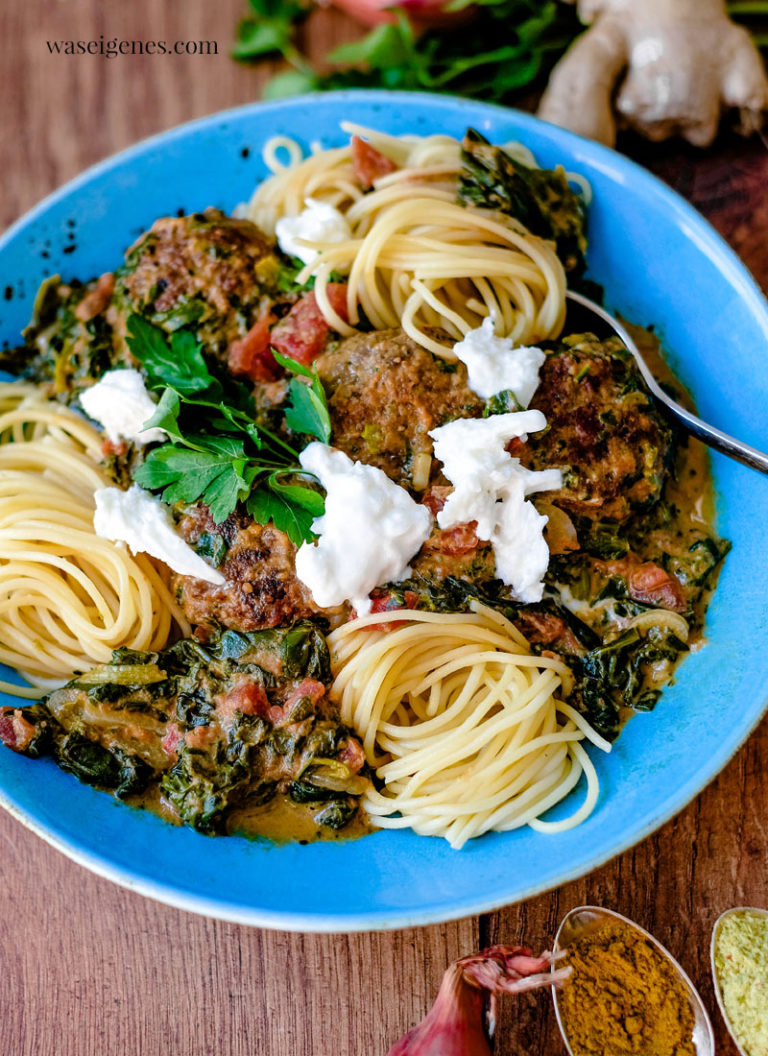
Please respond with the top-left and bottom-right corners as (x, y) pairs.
(429, 413), (562, 603)
(295, 443), (432, 615)
(275, 198), (352, 266)
(93, 485), (226, 585)
(452, 317), (545, 406)
(79, 369), (165, 445)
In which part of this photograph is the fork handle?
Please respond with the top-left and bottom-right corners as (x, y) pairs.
(565, 291), (768, 475)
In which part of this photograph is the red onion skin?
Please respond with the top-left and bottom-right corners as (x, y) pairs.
(386, 946), (567, 1056)
(386, 964), (490, 1056)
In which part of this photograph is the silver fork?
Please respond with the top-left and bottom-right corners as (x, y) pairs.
(565, 289), (768, 474)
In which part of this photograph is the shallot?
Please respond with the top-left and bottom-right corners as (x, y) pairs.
(386, 945), (569, 1056)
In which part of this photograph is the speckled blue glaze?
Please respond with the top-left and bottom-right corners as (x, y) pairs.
(1, 92), (766, 932)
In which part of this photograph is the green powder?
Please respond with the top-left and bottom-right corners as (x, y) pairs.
(714, 911), (768, 1056)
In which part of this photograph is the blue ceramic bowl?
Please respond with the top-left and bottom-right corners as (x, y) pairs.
(1, 92), (767, 931)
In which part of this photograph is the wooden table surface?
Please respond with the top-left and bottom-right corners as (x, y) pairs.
(2, 2), (767, 1053)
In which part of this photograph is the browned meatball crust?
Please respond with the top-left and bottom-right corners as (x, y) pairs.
(520, 334), (673, 523)
(110, 208), (283, 364)
(173, 506), (323, 632)
(315, 328), (483, 488)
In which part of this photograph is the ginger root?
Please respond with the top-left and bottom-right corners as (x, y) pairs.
(537, 0), (768, 147)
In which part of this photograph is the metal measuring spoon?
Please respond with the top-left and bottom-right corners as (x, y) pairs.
(551, 905), (715, 1056)
(710, 906), (768, 1056)
(565, 289), (768, 474)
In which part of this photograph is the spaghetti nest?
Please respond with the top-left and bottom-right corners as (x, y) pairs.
(0, 383), (188, 696)
(329, 604), (610, 849)
(245, 125), (566, 357)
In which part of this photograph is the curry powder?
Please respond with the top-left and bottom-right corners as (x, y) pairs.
(558, 919), (696, 1056)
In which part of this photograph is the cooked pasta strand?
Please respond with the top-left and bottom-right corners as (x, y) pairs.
(245, 127), (567, 357)
(328, 604), (610, 848)
(0, 384), (188, 694)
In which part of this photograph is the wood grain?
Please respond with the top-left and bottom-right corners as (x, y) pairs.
(1, 2), (768, 1054)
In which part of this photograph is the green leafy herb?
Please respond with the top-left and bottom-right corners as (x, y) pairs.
(126, 315), (328, 543)
(247, 480), (318, 545)
(194, 531), (229, 567)
(236, 1), (583, 106)
(233, 0), (311, 65)
(235, 0), (768, 109)
(483, 389), (523, 417)
(126, 314), (215, 397)
(272, 349), (332, 442)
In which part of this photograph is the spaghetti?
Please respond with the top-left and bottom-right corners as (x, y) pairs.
(0, 383), (189, 696)
(329, 604), (610, 849)
(244, 125), (567, 357)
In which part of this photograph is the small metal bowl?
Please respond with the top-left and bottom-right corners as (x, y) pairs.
(551, 905), (715, 1056)
(710, 906), (768, 1056)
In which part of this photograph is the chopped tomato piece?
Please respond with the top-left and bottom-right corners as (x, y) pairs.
(339, 737), (366, 774)
(628, 562), (685, 612)
(101, 438), (128, 458)
(0, 708), (35, 752)
(421, 485), (452, 517)
(75, 272), (115, 322)
(351, 135), (397, 189)
(425, 522), (480, 556)
(270, 284), (349, 366)
(161, 723), (183, 757)
(228, 311), (279, 382)
(217, 680), (270, 720)
(365, 590), (419, 631)
(267, 678), (326, 728)
(369, 591), (417, 615)
(512, 610), (583, 655)
(283, 678), (326, 710)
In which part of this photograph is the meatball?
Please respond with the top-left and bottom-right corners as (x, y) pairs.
(110, 209), (283, 365)
(173, 506), (324, 632)
(520, 334), (673, 523)
(315, 328), (483, 488)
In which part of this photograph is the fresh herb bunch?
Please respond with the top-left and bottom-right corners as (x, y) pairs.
(233, 0), (768, 105)
(234, 0), (583, 103)
(126, 315), (330, 545)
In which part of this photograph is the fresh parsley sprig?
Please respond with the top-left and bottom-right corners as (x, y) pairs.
(126, 315), (330, 544)
(234, 1), (583, 104)
(272, 349), (331, 443)
(233, 0), (313, 67)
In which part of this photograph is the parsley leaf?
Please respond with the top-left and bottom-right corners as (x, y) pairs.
(272, 350), (332, 443)
(125, 317), (330, 544)
(247, 484), (317, 544)
(126, 314), (218, 397)
(266, 470), (325, 515)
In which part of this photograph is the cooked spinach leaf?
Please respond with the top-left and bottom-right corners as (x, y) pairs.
(56, 732), (153, 799)
(1, 621), (362, 838)
(575, 625), (688, 739)
(458, 128), (587, 273)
